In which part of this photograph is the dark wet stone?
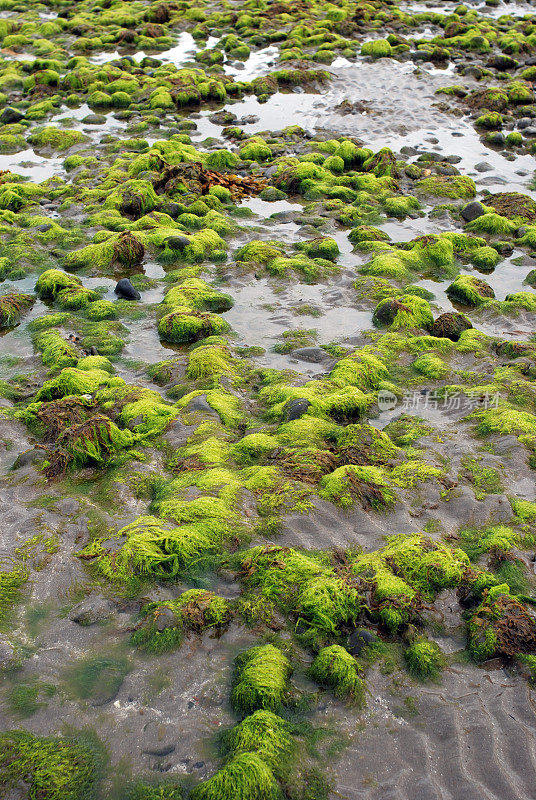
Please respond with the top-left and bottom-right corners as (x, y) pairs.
(487, 54), (518, 70)
(82, 114), (106, 125)
(285, 398), (310, 421)
(435, 164), (460, 176)
(166, 235), (190, 250)
(140, 56), (162, 68)
(36, 223), (52, 232)
(347, 628), (378, 656)
(12, 449), (43, 470)
(159, 202), (182, 219)
(444, 155), (462, 164)
(495, 242), (514, 255)
(193, 762), (205, 769)
(521, 127), (536, 137)
(517, 118), (533, 130)
(461, 201), (486, 222)
(292, 347), (331, 363)
(517, 226), (528, 239)
(69, 597), (115, 626)
(416, 152), (445, 163)
(430, 312), (473, 342)
(474, 162), (492, 172)
(114, 278), (141, 300)
(400, 145), (418, 156)
(0, 107), (24, 124)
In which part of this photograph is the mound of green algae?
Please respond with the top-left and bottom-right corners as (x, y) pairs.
(2, 0), (536, 797)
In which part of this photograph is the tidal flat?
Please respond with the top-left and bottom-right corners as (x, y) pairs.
(2, 0), (536, 798)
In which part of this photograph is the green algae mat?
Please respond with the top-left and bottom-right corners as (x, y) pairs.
(2, 0), (536, 798)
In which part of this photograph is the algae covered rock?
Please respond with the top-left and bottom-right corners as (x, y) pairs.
(310, 644), (365, 704)
(429, 312), (473, 341)
(372, 294), (434, 330)
(0, 291), (34, 327)
(446, 275), (495, 306)
(158, 309), (231, 344)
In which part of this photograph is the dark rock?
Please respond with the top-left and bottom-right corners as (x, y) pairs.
(166, 235), (190, 251)
(474, 162), (492, 172)
(69, 597), (115, 626)
(208, 110), (237, 125)
(285, 398), (310, 421)
(487, 54), (518, 70)
(464, 65), (483, 80)
(495, 241), (514, 255)
(292, 347), (331, 364)
(461, 201), (486, 222)
(400, 145), (418, 156)
(347, 628), (378, 656)
(159, 202), (182, 219)
(517, 118), (533, 130)
(114, 278), (140, 300)
(0, 107), (24, 124)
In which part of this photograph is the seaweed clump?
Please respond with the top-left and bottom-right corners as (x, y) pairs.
(0, 729), (104, 800)
(0, 291), (34, 327)
(231, 644), (292, 714)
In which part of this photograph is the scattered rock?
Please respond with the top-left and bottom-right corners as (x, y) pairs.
(347, 628), (378, 656)
(0, 107), (24, 124)
(461, 201), (486, 222)
(69, 597), (115, 626)
(114, 278), (141, 300)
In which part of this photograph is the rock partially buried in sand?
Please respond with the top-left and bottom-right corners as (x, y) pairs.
(461, 201), (486, 222)
(115, 278), (141, 300)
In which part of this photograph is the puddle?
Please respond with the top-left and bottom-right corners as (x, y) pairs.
(223, 278), (371, 370)
(223, 45), (279, 81)
(1, 148), (64, 181)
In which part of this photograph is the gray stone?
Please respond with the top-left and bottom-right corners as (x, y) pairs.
(460, 201), (486, 222)
(292, 347), (331, 364)
(69, 597), (115, 626)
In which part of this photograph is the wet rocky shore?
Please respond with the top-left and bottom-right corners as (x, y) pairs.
(2, 0), (536, 798)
